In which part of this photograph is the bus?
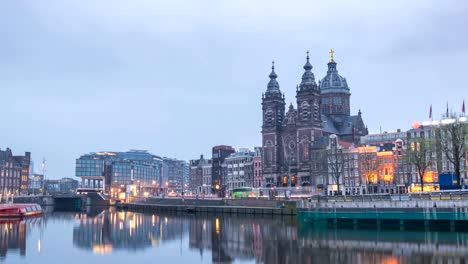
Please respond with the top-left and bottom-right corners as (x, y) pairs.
(231, 187), (259, 198)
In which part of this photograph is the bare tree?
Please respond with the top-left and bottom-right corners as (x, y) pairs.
(310, 148), (328, 194)
(358, 147), (378, 194)
(328, 135), (345, 195)
(439, 119), (467, 188)
(407, 137), (435, 191)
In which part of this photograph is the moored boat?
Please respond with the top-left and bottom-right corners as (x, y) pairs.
(0, 204), (43, 219)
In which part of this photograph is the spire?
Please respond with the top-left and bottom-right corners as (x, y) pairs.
(266, 60), (281, 95)
(269, 61), (277, 79)
(303, 50), (313, 71)
(299, 51), (317, 90)
(329, 49), (335, 62)
(327, 49), (338, 73)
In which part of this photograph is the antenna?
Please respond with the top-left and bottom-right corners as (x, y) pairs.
(41, 158), (46, 195)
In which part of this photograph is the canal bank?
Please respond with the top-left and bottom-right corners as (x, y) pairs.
(117, 198), (298, 215)
(298, 192), (468, 231)
(9, 192), (110, 211)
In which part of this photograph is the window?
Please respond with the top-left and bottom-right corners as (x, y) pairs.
(265, 110), (273, 125)
(301, 101), (310, 121)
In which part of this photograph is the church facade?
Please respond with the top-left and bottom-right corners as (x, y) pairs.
(261, 51), (368, 188)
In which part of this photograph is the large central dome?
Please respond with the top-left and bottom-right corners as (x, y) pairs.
(320, 59), (350, 94)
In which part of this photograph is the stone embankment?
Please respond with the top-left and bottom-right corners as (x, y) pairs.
(117, 197), (298, 215)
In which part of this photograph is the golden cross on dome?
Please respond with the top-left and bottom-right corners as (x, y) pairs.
(329, 49), (334, 62)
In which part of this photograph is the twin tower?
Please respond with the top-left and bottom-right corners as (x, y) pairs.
(261, 51), (368, 188)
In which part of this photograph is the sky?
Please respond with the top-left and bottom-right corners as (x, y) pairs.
(0, 0), (467, 179)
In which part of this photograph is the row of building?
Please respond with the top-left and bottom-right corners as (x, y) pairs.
(5, 51), (465, 198)
(189, 146), (263, 196)
(0, 147), (190, 197)
(258, 51), (467, 195)
(75, 150), (189, 199)
(185, 115), (466, 197)
(0, 147), (81, 196)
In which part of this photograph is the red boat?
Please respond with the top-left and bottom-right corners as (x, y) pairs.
(0, 204), (43, 219)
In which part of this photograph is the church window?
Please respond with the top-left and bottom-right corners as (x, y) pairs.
(301, 102), (310, 121)
(333, 97), (342, 104)
(313, 103), (319, 120)
(276, 109), (283, 124)
(264, 110), (273, 126)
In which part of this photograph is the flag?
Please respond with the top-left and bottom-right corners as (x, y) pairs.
(463, 100), (466, 115)
(429, 104), (432, 120)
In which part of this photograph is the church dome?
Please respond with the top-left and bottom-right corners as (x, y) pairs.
(265, 61), (282, 96)
(320, 51), (350, 94)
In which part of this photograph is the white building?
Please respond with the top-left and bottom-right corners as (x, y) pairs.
(408, 115), (467, 188)
(225, 148), (255, 194)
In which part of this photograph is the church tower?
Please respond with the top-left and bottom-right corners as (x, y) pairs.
(261, 62), (285, 187)
(294, 52), (322, 184)
(296, 51), (322, 127)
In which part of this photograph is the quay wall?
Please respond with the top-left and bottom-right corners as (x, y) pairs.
(303, 192), (468, 209)
(13, 195), (55, 206)
(117, 202), (297, 216)
(305, 199), (468, 209)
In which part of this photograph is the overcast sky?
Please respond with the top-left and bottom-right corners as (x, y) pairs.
(1, 0), (467, 179)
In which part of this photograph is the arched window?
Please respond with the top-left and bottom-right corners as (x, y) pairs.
(301, 101), (310, 121)
(264, 110), (273, 126)
(313, 102), (319, 120)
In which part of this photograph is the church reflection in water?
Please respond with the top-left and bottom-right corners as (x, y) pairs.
(71, 208), (468, 263)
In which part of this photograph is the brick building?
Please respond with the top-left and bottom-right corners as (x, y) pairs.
(0, 148), (30, 196)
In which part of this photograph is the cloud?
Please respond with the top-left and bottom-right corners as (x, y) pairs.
(0, 0), (466, 178)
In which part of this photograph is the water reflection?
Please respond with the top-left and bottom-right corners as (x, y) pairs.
(73, 209), (189, 253)
(0, 217), (41, 258)
(2, 208), (468, 263)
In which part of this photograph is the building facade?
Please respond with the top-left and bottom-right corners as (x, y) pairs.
(28, 173), (44, 194)
(162, 158), (189, 193)
(406, 115), (467, 191)
(253, 147), (263, 187)
(189, 155), (212, 195)
(44, 177), (79, 194)
(262, 52), (367, 189)
(212, 145), (235, 195)
(0, 148), (30, 196)
(225, 148), (255, 193)
(75, 150), (163, 194)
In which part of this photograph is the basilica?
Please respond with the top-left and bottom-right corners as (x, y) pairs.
(261, 51), (368, 187)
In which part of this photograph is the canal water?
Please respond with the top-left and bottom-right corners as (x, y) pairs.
(1, 208), (468, 264)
